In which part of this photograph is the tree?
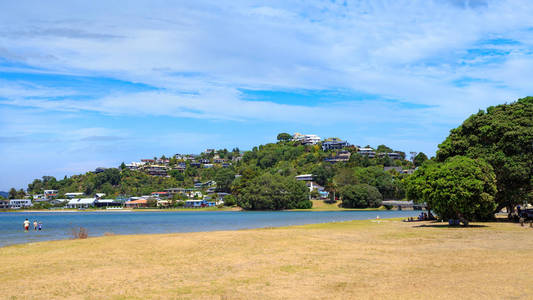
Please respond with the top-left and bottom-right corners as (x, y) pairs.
(436, 97), (533, 213)
(413, 152), (428, 167)
(277, 132), (293, 142)
(214, 168), (236, 193)
(8, 188), (17, 199)
(120, 162), (127, 170)
(169, 170), (185, 181)
(406, 156), (497, 221)
(340, 184), (382, 208)
(376, 144), (393, 153)
(237, 173), (311, 210)
(223, 194), (237, 206)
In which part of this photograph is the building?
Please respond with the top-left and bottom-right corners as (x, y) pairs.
(66, 198), (96, 209)
(125, 199), (149, 208)
(94, 167), (107, 173)
(9, 199), (33, 209)
(292, 133), (321, 145)
(64, 192), (84, 199)
(358, 147), (376, 158)
(44, 190), (58, 199)
(95, 199), (122, 207)
(144, 165), (168, 176)
(324, 150), (351, 163)
(184, 199), (216, 208)
(151, 191), (170, 198)
(125, 162), (145, 170)
(0, 199), (9, 209)
(295, 174), (314, 181)
(322, 138), (350, 151)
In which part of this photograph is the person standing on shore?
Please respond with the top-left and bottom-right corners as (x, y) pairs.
(38, 222), (42, 231)
(33, 221), (38, 231)
(23, 219), (30, 231)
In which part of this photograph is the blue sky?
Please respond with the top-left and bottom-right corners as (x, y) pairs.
(1, 0), (533, 190)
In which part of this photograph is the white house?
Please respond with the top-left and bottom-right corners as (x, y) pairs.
(9, 199), (33, 209)
(292, 133), (321, 145)
(295, 174), (314, 181)
(65, 192), (84, 198)
(67, 198), (96, 209)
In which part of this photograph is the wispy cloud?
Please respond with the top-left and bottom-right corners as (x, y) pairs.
(1, 0), (533, 189)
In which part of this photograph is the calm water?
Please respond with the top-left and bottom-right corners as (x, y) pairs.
(0, 210), (419, 247)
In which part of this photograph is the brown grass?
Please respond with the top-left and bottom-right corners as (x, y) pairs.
(1, 219), (532, 299)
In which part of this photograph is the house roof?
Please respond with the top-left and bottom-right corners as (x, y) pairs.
(125, 199), (148, 204)
(68, 198), (96, 205)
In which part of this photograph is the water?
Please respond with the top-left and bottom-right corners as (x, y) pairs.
(0, 210), (419, 247)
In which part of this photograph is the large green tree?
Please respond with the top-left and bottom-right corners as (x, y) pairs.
(406, 156), (497, 221)
(413, 152), (428, 167)
(436, 97), (533, 213)
(276, 132), (293, 142)
(237, 173), (311, 210)
(340, 184), (382, 208)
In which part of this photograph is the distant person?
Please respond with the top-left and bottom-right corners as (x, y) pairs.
(23, 219), (30, 231)
(38, 222), (42, 231)
(33, 221), (38, 231)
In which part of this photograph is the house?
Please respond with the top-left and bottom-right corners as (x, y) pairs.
(292, 133), (321, 145)
(204, 149), (215, 154)
(125, 199), (149, 208)
(94, 167), (107, 173)
(141, 159), (156, 164)
(67, 198), (96, 209)
(295, 174), (314, 181)
(306, 181), (324, 192)
(378, 152), (404, 160)
(184, 199), (216, 208)
(221, 163), (231, 168)
(151, 191), (170, 198)
(9, 199), (33, 209)
(95, 193), (106, 198)
(165, 187), (186, 194)
(358, 147), (376, 158)
(190, 162), (201, 168)
(144, 165), (168, 176)
(194, 180), (217, 188)
(203, 163), (214, 168)
(65, 192), (84, 199)
(157, 200), (170, 207)
(49, 199), (68, 206)
(324, 150), (351, 163)
(0, 200), (9, 209)
(125, 161), (145, 170)
(44, 190), (58, 199)
(95, 199), (122, 207)
(322, 138), (350, 151)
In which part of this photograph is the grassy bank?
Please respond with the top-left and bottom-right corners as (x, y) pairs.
(1, 219), (532, 299)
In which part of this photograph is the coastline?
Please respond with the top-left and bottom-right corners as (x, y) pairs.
(1, 218), (531, 299)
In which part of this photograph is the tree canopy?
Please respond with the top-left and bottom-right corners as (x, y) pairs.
(406, 156), (497, 221)
(436, 96), (533, 212)
(237, 173), (311, 210)
(340, 184), (382, 208)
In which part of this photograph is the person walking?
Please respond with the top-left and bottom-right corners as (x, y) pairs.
(33, 221), (38, 231)
(23, 219), (30, 231)
(38, 222), (42, 231)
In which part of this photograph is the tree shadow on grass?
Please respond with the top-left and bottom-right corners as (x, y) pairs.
(412, 223), (489, 228)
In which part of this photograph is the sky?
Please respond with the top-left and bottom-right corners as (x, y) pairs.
(1, 0), (533, 190)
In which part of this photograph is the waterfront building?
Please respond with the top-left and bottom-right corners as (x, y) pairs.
(66, 198), (96, 209)
(9, 199), (33, 209)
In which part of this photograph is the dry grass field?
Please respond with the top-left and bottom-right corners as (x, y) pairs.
(1, 219), (532, 299)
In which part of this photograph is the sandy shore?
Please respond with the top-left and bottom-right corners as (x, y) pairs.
(1, 218), (532, 299)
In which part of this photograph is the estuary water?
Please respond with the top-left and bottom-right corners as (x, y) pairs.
(0, 210), (419, 247)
